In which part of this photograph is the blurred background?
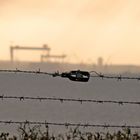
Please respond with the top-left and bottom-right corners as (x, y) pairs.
(1, 0), (140, 72)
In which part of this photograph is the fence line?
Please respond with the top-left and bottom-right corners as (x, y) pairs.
(0, 69), (57, 76)
(0, 69), (140, 131)
(0, 69), (140, 81)
(90, 71), (140, 81)
(0, 120), (140, 129)
(0, 95), (140, 106)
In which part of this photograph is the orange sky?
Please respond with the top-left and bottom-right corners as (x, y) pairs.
(0, 0), (140, 65)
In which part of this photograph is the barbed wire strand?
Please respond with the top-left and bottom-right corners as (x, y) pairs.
(0, 120), (140, 129)
(0, 69), (58, 77)
(0, 95), (140, 106)
(90, 71), (140, 81)
(0, 69), (140, 81)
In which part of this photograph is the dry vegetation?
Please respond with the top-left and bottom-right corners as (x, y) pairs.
(0, 125), (140, 140)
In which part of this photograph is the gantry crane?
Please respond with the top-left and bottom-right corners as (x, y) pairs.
(10, 44), (66, 62)
(10, 44), (50, 62)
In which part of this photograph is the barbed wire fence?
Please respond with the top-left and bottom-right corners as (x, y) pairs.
(0, 69), (140, 129)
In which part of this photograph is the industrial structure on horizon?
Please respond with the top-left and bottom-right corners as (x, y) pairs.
(10, 44), (66, 62)
(0, 44), (139, 74)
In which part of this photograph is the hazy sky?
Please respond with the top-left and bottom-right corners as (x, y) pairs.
(1, 0), (140, 64)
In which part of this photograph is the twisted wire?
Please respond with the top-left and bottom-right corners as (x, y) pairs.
(0, 69), (140, 81)
(0, 120), (140, 129)
(90, 71), (140, 81)
(0, 95), (140, 106)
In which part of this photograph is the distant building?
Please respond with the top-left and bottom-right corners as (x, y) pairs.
(97, 57), (104, 66)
